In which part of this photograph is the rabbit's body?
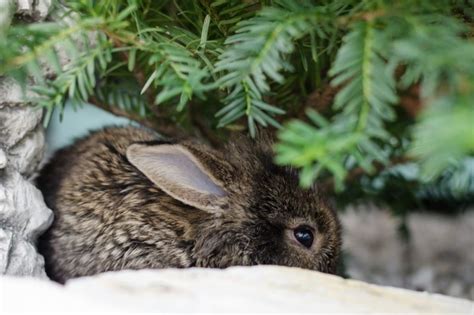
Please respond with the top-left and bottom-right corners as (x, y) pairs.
(38, 126), (341, 283)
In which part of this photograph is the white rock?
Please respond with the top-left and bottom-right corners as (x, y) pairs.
(0, 106), (52, 279)
(0, 170), (53, 277)
(0, 229), (13, 272)
(0, 0), (66, 282)
(0, 102), (45, 176)
(33, 0), (51, 20)
(13, 0), (51, 21)
(0, 149), (6, 169)
(1, 266), (472, 313)
(7, 125), (45, 175)
(0, 74), (52, 280)
(14, 0), (33, 14)
(0, 102), (42, 149)
(0, 77), (28, 107)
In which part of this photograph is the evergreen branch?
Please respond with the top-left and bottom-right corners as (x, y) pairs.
(139, 31), (211, 111)
(101, 23), (212, 123)
(388, 15), (474, 182)
(33, 34), (113, 126)
(275, 110), (363, 189)
(2, 0), (473, 201)
(88, 96), (188, 139)
(276, 20), (398, 189)
(409, 91), (474, 181)
(2, 18), (104, 72)
(330, 21), (398, 138)
(215, 2), (339, 133)
(105, 36), (161, 119)
(356, 20), (374, 132)
(88, 96), (153, 129)
(321, 155), (410, 191)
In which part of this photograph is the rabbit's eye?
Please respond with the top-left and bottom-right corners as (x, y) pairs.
(293, 226), (314, 248)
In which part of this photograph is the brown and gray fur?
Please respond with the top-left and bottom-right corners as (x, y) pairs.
(37, 126), (341, 283)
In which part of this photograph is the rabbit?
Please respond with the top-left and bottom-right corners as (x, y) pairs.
(37, 126), (341, 283)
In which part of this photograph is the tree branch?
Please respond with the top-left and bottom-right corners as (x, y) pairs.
(89, 31), (193, 139)
(297, 81), (421, 121)
(109, 39), (160, 113)
(88, 97), (188, 139)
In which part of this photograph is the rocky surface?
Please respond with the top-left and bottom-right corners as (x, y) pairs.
(13, 0), (51, 21)
(0, 84), (53, 277)
(1, 266), (472, 313)
(0, 169), (52, 276)
(0, 1), (54, 278)
(341, 206), (474, 299)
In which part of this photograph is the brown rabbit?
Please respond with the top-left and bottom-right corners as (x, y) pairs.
(37, 126), (341, 283)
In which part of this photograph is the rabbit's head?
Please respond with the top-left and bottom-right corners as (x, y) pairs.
(127, 135), (341, 274)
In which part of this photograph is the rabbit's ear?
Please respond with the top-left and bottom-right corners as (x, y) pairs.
(127, 143), (228, 213)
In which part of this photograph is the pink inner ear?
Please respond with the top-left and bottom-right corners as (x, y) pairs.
(127, 144), (227, 202)
(156, 151), (227, 197)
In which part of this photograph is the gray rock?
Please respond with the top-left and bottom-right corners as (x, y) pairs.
(0, 105), (44, 174)
(0, 0), (73, 281)
(1, 266), (472, 313)
(0, 170), (52, 238)
(14, 0), (33, 14)
(14, 0), (51, 21)
(341, 206), (474, 299)
(0, 149), (6, 169)
(0, 31), (52, 280)
(7, 124), (45, 175)
(0, 170), (53, 277)
(0, 99), (52, 278)
(0, 105), (41, 145)
(410, 267), (435, 292)
(0, 77), (29, 107)
(33, 0), (52, 20)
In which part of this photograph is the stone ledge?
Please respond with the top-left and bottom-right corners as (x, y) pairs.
(1, 266), (472, 313)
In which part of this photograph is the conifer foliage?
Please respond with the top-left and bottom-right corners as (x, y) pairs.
(1, 0), (473, 209)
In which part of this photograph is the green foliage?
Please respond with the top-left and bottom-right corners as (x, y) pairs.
(0, 0), (473, 210)
(131, 24), (212, 110)
(0, 4), (129, 124)
(215, 1), (341, 135)
(276, 20), (398, 189)
(410, 93), (474, 180)
(36, 33), (113, 125)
